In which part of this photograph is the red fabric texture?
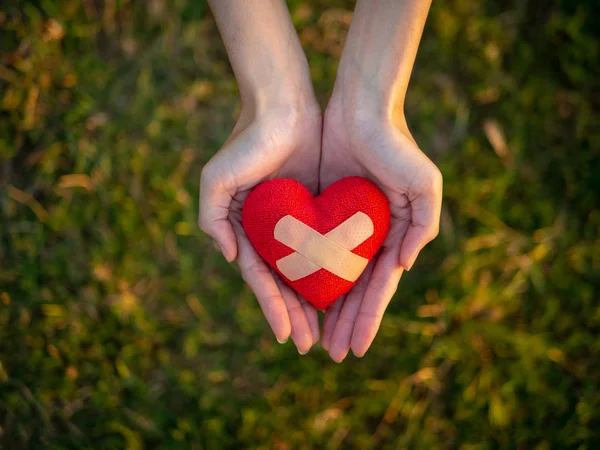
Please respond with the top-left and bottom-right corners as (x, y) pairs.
(241, 177), (391, 310)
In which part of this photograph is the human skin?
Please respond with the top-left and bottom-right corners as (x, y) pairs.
(319, 0), (441, 362)
(198, 0), (322, 354)
(200, 0), (442, 361)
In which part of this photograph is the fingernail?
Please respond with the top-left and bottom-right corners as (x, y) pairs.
(298, 348), (309, 355)
(277, 337), (288, 344)
(352, 350), (364, 358)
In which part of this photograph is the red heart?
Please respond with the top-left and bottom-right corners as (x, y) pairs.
(242, 177), (390, 310)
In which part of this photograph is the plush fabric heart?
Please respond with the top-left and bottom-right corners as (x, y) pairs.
(242, 177), (390, 310)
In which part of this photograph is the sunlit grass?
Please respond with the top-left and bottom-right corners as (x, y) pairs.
(1, 0), (599, 448)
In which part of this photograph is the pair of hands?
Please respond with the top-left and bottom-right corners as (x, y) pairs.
(199, 0), (441, 362)
(199, 92), (442, 362)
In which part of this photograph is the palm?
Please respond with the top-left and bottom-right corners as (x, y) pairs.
(319, 107), (442, 361)
(226, 114), (320, 236)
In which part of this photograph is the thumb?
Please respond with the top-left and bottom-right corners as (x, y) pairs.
(399, 172), (442, 271)
(198, 165), (238, 262)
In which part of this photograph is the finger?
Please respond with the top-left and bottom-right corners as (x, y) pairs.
(299, 296), (320, 345)
(236, 231), (291, 343)
(328, 262), (375, 363)
(274, 275), (314, 354)
(399, 167), (443, 270)
(351, 248), (403, 358)
(321, 296), (344, 351)
(198, 163), (237, 262)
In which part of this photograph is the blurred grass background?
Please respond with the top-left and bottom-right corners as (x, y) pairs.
(1, 0), (599, 448)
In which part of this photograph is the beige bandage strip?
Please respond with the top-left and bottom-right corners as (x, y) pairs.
(274, 212), (374, 282)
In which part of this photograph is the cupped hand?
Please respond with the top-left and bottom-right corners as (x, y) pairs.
(199, 102), (322, 353)
(319, 99), (443, 362)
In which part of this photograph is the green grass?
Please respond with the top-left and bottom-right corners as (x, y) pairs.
(1, 0), (599, 448)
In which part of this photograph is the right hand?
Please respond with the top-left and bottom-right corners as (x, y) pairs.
(198, 99), (323, 354)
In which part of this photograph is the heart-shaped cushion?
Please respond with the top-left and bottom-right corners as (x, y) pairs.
(242, 177), (390, 310)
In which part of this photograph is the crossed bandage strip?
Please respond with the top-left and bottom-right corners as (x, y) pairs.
(274, 212), (374, 282)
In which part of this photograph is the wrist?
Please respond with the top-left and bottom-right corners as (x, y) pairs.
(209, 0), (319, 121)
(326, 79), (408, 133)
(234, 88), (321, 152)
(325, 0), (431, 129)
(243, 74), (319, 118)
(235, 39), (320, 123)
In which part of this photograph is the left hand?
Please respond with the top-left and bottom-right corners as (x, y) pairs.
(319, 96), (443, 362)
